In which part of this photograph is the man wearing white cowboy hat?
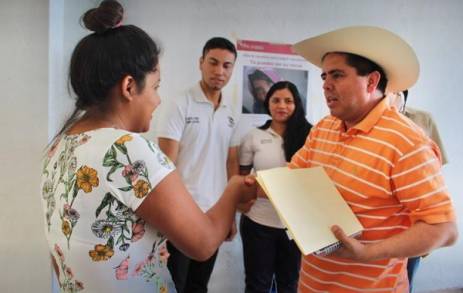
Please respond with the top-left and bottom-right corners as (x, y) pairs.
(289, 26), (457, 292)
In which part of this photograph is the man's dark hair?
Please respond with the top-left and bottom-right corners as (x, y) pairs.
(324, 52), (388, 94)
(202, 37), (237, 59)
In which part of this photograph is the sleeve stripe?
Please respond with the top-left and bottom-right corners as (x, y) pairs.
(374, 126), (414, 146)
(346, 201), (402, 210)
(310, 255), (400, 269)
(289, 158), (305, 168)
(312, 149), (390, 179)
(398, 145), (431, 162)
(313, 138), (394, 167)
(357, 135), (403, 156)
(293, 152), (308, 165)
(335, 182), (370, 199)
(356, 214), (387, 220)
(300, 270), (396, 292)
(395, 172), (442, 192)
(303, 260), (392, 282)
(391, 157), (438, 178)
(399, 185), (447, 203)
(311, 160), (392, 195)
(345, 145), (394, 167)
(415, 199), (452, 211)
(356, 213), (408, 220)
(312, 138), (394, 166)
(382, 116), (414, 131)
(318, 127), (340, 134)
(362, 225), (408, 231)
(299, 279), (330, 293)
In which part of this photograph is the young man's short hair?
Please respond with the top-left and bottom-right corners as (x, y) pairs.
(202, 37), (237, 59)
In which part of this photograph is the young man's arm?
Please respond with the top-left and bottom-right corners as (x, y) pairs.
(155, 95), (184, 165)
(158, 138), (180, 164)
(225, 146), (239, 240)
(226, 146), (239, 179)
(237, 166), (256, 213)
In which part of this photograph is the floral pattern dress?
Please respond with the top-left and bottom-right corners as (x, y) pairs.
(41, 128), (176, 293)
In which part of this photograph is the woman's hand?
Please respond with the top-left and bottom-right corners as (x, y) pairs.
(235, 175), (258, 202)
(227, 174), (257, 211)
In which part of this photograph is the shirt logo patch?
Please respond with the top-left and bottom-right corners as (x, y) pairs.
(186, 117), (200, 124)
(260, 139), (272, 144)
(227, 116), (235, 128)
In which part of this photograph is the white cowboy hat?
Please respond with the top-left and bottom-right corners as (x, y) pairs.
(292, 26), (419, 93)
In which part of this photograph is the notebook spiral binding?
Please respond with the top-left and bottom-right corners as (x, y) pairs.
(313, 231), (362, 256)
(313, 241), (342, 256)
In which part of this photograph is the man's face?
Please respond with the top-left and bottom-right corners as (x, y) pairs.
(251, 79), (272, 103)
(199, 48), (235, 91)
(321, 53), (375, 128)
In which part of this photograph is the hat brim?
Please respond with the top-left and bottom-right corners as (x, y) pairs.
(292, 26), (419, 93)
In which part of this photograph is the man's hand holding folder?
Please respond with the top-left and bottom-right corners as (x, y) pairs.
(256, 166), (364, 256)
(330, 225), (369, 260)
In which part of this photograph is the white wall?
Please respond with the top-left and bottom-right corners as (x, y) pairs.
(2, 0), (461, 292)
(0, 0), (50, 292)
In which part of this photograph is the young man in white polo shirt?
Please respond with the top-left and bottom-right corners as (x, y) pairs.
(156, 37), (239, 293)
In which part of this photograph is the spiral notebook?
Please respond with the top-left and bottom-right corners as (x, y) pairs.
(256, 166), (363, 256)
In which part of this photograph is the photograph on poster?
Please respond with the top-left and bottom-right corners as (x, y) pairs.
(236, 40), (310, 115)
(242, 66), (308, 114)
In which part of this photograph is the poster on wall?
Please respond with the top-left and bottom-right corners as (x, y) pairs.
(234, 39), (311, 137)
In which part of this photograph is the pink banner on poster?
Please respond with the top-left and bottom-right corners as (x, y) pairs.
(237, 39), (296, 55)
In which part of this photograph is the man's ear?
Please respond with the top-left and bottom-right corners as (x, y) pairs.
(199, 56), (204, 71)
(120, 75), (137, 102)
(367, 71), (381, 93)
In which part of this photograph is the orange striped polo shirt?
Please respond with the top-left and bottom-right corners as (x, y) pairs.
(289, 98), (455, 292)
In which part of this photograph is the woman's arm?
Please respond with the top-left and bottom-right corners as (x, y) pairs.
(135, 170), (255, 261)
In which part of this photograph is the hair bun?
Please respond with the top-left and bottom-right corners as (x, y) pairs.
(82, 0), (123, 33)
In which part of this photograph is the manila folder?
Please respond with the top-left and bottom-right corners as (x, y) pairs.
(256, 166), (363, 255)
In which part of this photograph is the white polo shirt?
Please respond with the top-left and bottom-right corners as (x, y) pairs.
(157, 82), (240, 211)
(239, 127), (287, 228)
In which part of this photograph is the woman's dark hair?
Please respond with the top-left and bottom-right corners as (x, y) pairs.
(248, 69), (273, 85)
(259, 81), (312, 162)
(248, 69), (274, 101)
(54, 0), (160, 140)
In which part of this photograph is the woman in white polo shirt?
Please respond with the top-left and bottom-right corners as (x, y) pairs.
(239, 81), (312, 293)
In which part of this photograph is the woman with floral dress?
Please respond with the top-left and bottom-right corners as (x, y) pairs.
(40, 1), (255, 292)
